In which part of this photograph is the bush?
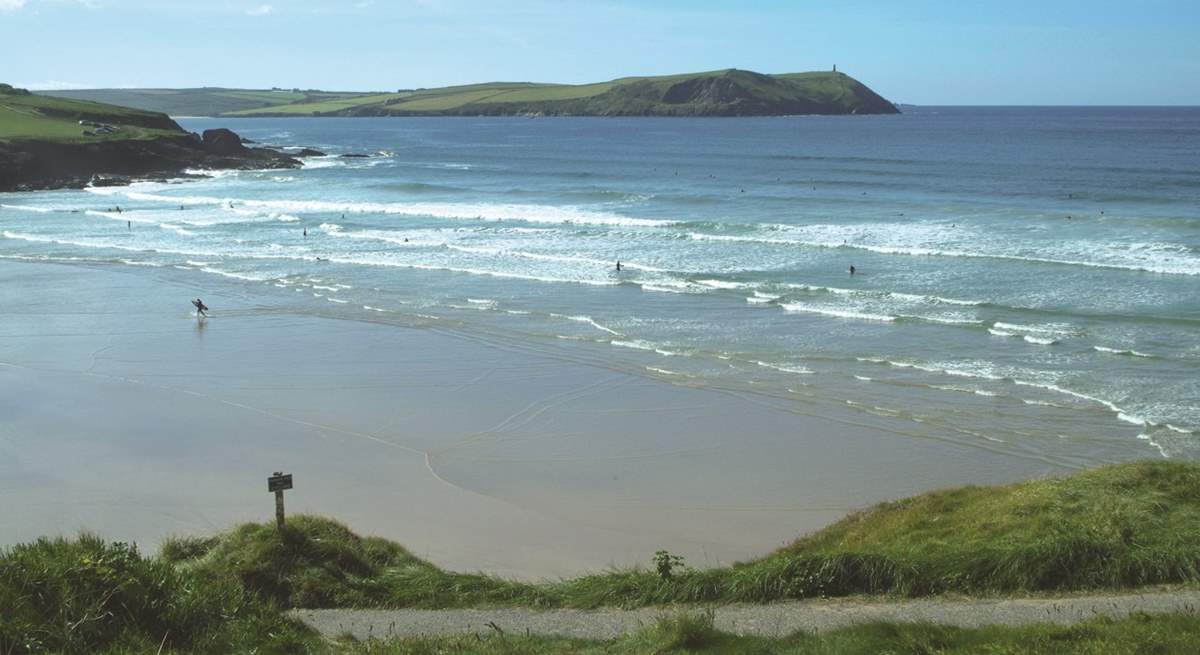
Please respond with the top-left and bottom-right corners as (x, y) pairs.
(0, 534), (315, 654)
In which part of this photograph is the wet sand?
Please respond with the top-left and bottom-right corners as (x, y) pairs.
(0, 260), (1073, 578)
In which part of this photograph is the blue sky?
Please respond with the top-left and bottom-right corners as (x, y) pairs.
(2, 0), (1198, 104)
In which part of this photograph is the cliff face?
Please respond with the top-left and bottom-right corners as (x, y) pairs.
(0, 129), (299, 192)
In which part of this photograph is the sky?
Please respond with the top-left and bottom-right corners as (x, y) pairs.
(1, 0), (1198, 104)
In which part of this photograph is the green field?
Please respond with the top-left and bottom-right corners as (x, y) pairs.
(42, 87), (369, 116)
(44, 68), (898, 119)
(4, 460), (1199, 653)
(231, 92), (415, 115)
(0, 84), (182, 142)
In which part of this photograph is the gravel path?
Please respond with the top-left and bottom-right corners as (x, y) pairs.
(291, 590), (1200, 640)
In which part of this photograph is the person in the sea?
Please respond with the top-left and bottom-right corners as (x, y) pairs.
(616, 260), (622, 272)
(303, 228), (307, 237)
(192, 298), (208, 317)
(849, 265), (856, 276)
(127, 220), (131, 231)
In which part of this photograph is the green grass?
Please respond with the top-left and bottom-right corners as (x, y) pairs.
(228, 92), (414, 116)
(0, 533), (315, 654)
(52, 68), (893, 118)
(5, 461), (1200, 653)
(164, 461), (1200, 611)
(0, 85), (183, 142)
(41, 87), (370, 116)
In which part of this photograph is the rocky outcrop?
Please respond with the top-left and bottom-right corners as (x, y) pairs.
(199, 128), (247, 155)
(0, 129), (301, 192)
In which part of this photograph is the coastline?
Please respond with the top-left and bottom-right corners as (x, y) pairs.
(0, 258), (1091, 579)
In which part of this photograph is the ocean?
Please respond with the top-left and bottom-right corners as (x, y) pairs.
(3, 107), (1197, 469)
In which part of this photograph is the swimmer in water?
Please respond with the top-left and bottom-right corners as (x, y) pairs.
(849, 265), (856, 276)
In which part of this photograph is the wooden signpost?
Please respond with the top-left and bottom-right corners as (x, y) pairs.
(268, 472), (293, 529)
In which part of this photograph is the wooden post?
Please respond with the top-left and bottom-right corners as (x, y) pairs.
(267, 472), (293, 530)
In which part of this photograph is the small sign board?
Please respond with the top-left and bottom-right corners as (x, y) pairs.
(268, 473), (293, 493)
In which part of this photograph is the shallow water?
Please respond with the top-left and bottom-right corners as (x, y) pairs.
(2, 108), (1198, 464)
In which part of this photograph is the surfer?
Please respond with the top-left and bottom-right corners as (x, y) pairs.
(127, 220), (131, 231)
(303, 228), (307, 237)
(192, 298), (208, 317)
(849, 265), (856, 276)
(616, 260), (622, 272)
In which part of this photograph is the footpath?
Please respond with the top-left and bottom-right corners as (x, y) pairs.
(291, 589), (1200, 640)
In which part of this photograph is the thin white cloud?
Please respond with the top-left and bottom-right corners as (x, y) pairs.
(245, 4), (273, 16)
(0, 0), (27, 11)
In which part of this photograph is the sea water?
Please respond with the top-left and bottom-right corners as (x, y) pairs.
(2, 108), (1197, 465)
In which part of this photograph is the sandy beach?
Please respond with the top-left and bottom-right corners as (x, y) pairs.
(1, 259), (1081, 578)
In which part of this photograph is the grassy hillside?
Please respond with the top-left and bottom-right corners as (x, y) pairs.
(47, 69), (898, 119)
(42, 87), (369, 116)
(155, 460), (1200, 610)
(236, 69), (898, 117)
(0, 84), (183, 142)
(4, 460), (1200, 653)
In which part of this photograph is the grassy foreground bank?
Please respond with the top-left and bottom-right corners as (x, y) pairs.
(166, 460), (1200, 609)
(4, 460), (1200, 653)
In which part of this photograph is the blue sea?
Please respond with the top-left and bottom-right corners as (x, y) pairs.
(3, 107), (1198, 465)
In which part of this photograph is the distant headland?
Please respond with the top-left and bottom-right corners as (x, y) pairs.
(44, 68), (900, 118)
(0, 84), (300, 192)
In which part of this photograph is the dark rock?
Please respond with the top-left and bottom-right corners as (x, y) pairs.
(340, 153), (371, 158)
(0, 128), (301, 193)
(201, 128), (247, 155)
(294, 148), (326, 157)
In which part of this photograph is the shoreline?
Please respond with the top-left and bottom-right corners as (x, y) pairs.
(0, 258), (1103, 578)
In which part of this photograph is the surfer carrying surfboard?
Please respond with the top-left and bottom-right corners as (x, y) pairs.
(192, 298), (208, 317)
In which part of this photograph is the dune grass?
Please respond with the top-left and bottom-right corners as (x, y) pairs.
(162, 461), (1200, 611)
(0, 533), (314, 654)
(5, 460), (1200, 653)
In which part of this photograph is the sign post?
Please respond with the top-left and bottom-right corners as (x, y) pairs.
(267, 472), (293, 530)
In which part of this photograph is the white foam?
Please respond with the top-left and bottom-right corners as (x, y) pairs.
(906, 314), (985, 326)
(551, 313), (622, 336)
(91, 188), (675, 228)
(1023, 335), (1058, 346)
(994, 321), (1071, 335)
(746, 292), (779, 304)
(754, 361), (813, 375)
(611, 339), (656, 351)
(1094, 346), (1154, 358)
(198, 267), (268, 281)
(779, 302), (897, 322)
(697, 279), (750, 290)
(0, 204), (54, 213)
